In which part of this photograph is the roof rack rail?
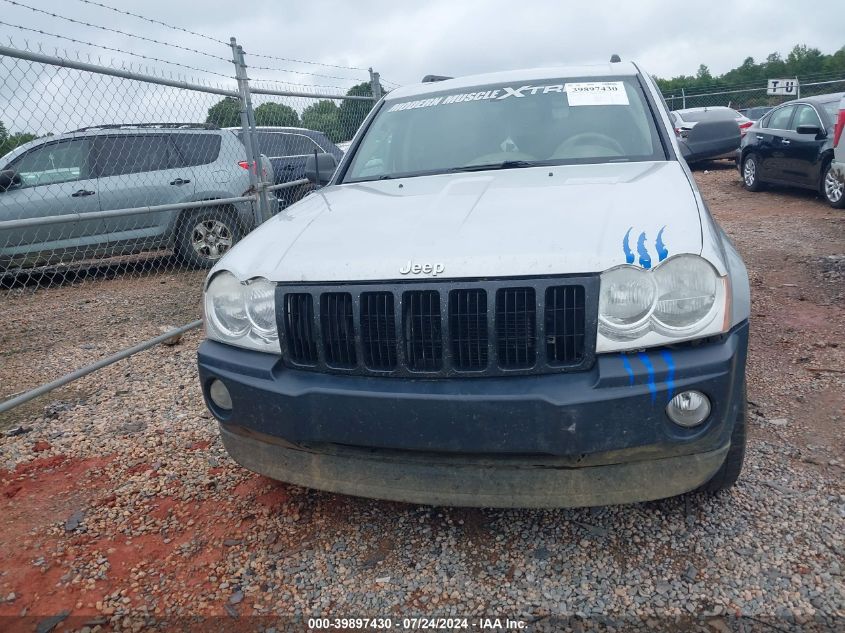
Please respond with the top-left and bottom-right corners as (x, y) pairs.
(422, 75), (452, 83)
(70, 123), (220, 132)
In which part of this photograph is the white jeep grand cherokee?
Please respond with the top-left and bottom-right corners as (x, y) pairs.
(198, 61), (751, 508)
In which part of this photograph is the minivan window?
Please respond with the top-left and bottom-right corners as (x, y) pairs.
(93, 135), (178, 177)
(344, 76), (665, 182)
(10, 138), (91, 187)
(172, 134), (221, 166)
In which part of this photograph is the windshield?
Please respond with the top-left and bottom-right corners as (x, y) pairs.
(343, 76), (665, 182)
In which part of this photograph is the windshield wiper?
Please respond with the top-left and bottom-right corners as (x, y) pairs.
(447, 160), (538, 173)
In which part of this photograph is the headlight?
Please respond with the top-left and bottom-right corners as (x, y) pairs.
(597, 255), (729, 353)
(652, 255), (718, 332)
(204, 271), (280, 353)
(598, 267), (656, 336)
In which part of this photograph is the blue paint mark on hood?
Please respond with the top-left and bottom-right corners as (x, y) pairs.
(655, 226), (669, 262)
(636, 232), (652, 269)
(622, 228), (635, 264)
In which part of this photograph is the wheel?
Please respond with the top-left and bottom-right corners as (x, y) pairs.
(699, 383), (746, 493)
(821, 162), (845, 209)
(176, 208), (241, 269)
(741, 153), (764, 191)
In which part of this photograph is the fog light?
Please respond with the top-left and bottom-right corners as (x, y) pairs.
(209, 379), (232, 411)
(666, 390), (710, 427)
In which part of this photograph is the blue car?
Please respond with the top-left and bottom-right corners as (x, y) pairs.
(230, 127), (344, 208)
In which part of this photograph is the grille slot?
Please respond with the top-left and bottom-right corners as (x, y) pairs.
(449, 289), (488, 370)
(360, 291), (398, 370)
(283, 293), (317, 364)
(545, 285), (586, 365)
(496, 288), (536, 368)
(403, 290), (443, 371)
(277, 279), (593, 377)
(320, 293), (356, 368)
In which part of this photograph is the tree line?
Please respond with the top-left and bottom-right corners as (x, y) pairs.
(0, 121), (37, 158)
(656, 44), (845, 101)
(205, 81), (381, 144)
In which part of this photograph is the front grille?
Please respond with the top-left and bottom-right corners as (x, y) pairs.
(276, 277), (597, 377)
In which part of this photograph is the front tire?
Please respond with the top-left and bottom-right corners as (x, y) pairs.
(176, 208), (241, 269)
(699, 383), (746, 493)
(741, 153), (764, 192)
(821, 162), (845, 209)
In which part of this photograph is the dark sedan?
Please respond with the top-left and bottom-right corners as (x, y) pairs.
(230, 127), (344, 208)
(738, 93), (845, 208)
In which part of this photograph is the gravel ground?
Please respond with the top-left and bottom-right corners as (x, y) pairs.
(0, 164), (843, 632)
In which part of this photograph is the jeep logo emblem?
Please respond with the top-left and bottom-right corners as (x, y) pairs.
(399, 260), (445, 276)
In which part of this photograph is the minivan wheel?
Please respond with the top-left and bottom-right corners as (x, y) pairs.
(177, 208), (241, 268)
(698, 382), (746, 494)
(741, 154), (763, 191)
(821, 163), (845, 209)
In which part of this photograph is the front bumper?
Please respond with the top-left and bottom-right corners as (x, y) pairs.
(198, 322), (748, 507)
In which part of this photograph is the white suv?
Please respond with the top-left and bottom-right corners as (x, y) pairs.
(198, 62), (751, 508)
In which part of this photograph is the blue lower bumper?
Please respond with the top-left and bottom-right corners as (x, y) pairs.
(198, 322), (748, 461)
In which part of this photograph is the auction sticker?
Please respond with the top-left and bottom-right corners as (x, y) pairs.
(564, 81), (629, 106)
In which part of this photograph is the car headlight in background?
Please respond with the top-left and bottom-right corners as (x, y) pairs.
(204, 271), (280, 353)
(597, 255), (729, 352)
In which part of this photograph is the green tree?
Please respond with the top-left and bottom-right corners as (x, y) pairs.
(0, 120), (7, 144)
(254, 102), (300, 127)
(0, 122), (37, 158)
(301, 100), (342, 142)
(337, 81), (384, 142)
(206, 97), (241, 128)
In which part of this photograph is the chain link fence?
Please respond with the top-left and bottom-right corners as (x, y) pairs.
(663, 78), (845, 112)
(0, 38), (381, 418)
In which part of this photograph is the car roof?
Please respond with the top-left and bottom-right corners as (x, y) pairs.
(385, 62), (640, 101)
(788, 92), (845, 105)
(224, 126), (322, 134)
(675, 106), (735, 114)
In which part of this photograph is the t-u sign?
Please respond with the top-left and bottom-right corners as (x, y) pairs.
(767, 78), (799, 96)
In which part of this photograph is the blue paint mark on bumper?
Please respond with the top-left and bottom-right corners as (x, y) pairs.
(637, 351), (658, 403)
(660, 349), (676, 401)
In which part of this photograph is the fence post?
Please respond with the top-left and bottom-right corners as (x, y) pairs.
(230, 37), (271, 226)
(681, 88), (686, 109)
(369, 67), (383, 101)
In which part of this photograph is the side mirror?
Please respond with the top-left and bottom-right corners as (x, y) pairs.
(0, 169), (21, 192)
(305, 153), (337, 186)
(796, 124), (823, 136)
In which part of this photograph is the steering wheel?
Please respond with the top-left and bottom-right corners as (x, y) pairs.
(553, 132), (625, 157)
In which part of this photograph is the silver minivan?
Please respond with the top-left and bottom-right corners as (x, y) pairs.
(0, 124), (271, 270)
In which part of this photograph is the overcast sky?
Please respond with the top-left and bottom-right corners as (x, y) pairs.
(1, 0), (842, 90)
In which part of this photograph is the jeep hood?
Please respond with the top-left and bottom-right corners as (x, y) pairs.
(217, 161), (703, 282)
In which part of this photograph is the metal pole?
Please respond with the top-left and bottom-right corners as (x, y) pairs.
(230, 37), (264, 228)
(0, 321), (203, 415)
(236, 44), (273, 223)
(796, 77), (800, 99)
(0, 45), (239, 97)
(369, 67), (383, 101)
(681, 88), (686, 109)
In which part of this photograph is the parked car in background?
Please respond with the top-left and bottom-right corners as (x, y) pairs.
(738, 92), (845, 208)
(671, 106), (753, 139)
(228, 127), (343, 208)
(831, 94), (845, 190)
(738, 106), (773, 121)
(336, 140), (353, 153)
(0, 124), (273, 270)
